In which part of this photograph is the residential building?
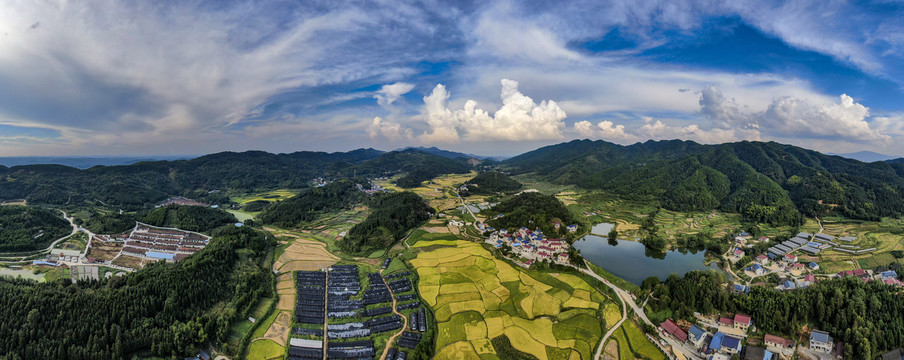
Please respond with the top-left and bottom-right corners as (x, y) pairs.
(784, 254), (798, 263)
(660, 319), (687, 343)
(722, 336), (743, 355)
(809, 262), (819, 270)
(880, 348), (903, 360)
(733, 314), (752, 331)
(688, 324), (708, 347)
(743, 346), (775, 360)
(756, 254), (769, 264)
(764, 334), (794, 351)
(733, 249), (745, 258)
(810, 330), (834, 353)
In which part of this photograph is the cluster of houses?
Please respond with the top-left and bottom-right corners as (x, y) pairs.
(836, 268), (902, 286)
(155, 196), (209, 208)
(660, 315), (843, 359)
(485, 227), (572, 265)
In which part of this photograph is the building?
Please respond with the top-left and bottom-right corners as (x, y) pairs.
(743, 346), (776, 360)
(880, 348), (903, 360)
(566, 224), (578, 233)
(733, 249), (745, 259)
(722, 336), (743, 355)
(688, 324), (708, 347)
(809, 262), (820, 270)
(783, 254), (798, 263)
(732, 284), (750, 295)
(756, 254), (769, 264)
(660, 319), (688, 342)
(733, 314), (752, 331)
(751, 263), (766, 275)
(764, 334), (795, 351)
(709, 332), (725, 353)
(810, 330), (834, 353)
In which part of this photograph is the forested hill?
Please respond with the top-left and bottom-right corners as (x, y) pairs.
(258, 181), (365, 228)
(355, 149), (471, 188)
(504, 139), (904, 224)
(0, 225), (275, 359)
(0, 148), (475, 210)
(0, 206), (71, 252)
(461, 171), (522, 195)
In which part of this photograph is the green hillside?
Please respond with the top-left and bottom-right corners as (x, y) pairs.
(0, 206), (71, 252)
(461, 171), (522, 195)
(505, 139), (904, 224)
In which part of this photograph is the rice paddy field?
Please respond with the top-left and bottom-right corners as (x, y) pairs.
(409, 240), (610, 360)
(231, 189), (299, 204)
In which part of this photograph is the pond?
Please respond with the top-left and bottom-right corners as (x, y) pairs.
(590, 222), (615, 236)
(574, 235), (724, 285)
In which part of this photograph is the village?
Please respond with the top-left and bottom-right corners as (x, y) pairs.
(482, 224), (578, 267)
(727, 231), (902, 293)
(658, 311), (845, 360)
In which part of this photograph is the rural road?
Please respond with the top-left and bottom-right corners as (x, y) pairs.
(378, 268), (408, 360)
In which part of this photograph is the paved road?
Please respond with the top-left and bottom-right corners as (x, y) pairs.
(578, 261), (701, 360)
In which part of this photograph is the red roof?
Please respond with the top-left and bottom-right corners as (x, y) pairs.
(805, 274), (815, 282)
(660, 319), (687, 342)
(756, 254), (767, 260)
(733, 314), (751, 325)
(764, 334), (794, 347)
(734, 249), (744, 255)
(719, 317), (734, 326)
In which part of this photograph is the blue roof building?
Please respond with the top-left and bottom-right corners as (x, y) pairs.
(709, 332), (725, 352)
(881, 270), (898, 279)
(146, 251), (175, 261)
(809, 261), (820, 269)
(688, 324), (707, 345)
(721, 336), (742, 354)
(784, 280), (796, 290)
(732, 284), (750, 294)
(234, 222), (244, 227)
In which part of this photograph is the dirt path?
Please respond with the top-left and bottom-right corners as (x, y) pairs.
(378, 268), (408, 360)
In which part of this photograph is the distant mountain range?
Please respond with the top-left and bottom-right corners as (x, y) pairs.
(0, 156), (195, 169)
(827, 151), (901, 163)
(396, 146), (505, 161)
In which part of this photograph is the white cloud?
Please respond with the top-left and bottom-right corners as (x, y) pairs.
(367, 116), (413, 142)
(374, 83), (415, 107)
(418, 79), (567, 143)
(699, 86), (889, 142)
(574, 120), (629, 139)
(574, 116), (759, 145)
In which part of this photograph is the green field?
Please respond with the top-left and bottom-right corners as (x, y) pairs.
(232, 189), (299, 204)
(793, 217), (904, 272)
(410, 240), (610, 360)
(620, 320), (664, 360)
(247, 339), (285, 360)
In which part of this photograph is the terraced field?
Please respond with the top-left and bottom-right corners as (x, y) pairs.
(797, 217), (904, 273)
(410, 240), (609, 360)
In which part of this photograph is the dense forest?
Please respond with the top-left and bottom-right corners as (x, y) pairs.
(0, 149), (381, 210)
(0, 225), (275, 359)
(487, 192), (577, 236)
(504, 139), (904, 224)
(140, 205), (238, 233)
(362, 149), (471, 188)
(0, 148), (473, 212)
(79, 205), (238, 234)
(646, 271), (904, 359)
(257, 181), (364, 228)
(0, 206), (71, 252)
(460, 171), (522, 196)
(340, 192), (434, 254)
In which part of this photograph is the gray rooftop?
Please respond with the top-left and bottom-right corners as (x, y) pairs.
(810, 330), (833, 344)
(800, 246), (821, 254)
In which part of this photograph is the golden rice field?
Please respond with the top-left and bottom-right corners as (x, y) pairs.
(410, 240), (609, 360)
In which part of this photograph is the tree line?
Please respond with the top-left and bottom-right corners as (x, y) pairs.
(645, 271), (904, 359)
(0, 225), (275, 359)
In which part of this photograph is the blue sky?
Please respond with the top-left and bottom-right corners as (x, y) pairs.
(0, 0), (903, 157)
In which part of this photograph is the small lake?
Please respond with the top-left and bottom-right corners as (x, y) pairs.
(590, 222), (615, 236)
(574, 235), (723, 285)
